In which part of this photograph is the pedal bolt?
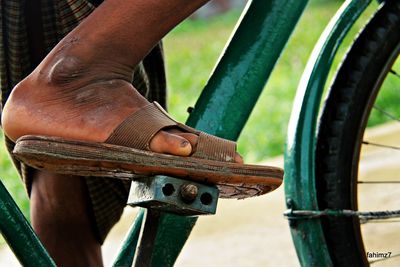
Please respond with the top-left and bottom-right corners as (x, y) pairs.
(180, 184), (198, 204)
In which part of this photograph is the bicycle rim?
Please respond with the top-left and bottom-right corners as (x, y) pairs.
(316, 1), (400, 266)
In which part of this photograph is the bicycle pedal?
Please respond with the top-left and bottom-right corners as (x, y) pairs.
(127, 176), (219, 216)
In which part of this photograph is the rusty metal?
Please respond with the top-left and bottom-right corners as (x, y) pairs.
(180, 184), (198, 204)
(127, 176), (218, 216)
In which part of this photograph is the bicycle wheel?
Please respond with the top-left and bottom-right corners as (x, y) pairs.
(315, 1), (400, 266)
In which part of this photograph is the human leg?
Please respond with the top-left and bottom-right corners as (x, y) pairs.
(30, 171), (103, 267)
(2, 0), (212, 156)
(13, 2), (105, 266)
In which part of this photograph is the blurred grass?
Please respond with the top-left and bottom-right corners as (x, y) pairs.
(0, 0), (396, 243)
(164, 0), (380, 162)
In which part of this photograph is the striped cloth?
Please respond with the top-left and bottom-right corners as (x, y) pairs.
(0, 0), (167, 242)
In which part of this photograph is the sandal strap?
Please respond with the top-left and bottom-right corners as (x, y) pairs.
(106, 102), (176, 150)
(106, 101), (237, 162)
(192, 132), (237, 162)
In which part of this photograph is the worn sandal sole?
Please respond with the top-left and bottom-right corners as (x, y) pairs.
(13, 135), (283, 199)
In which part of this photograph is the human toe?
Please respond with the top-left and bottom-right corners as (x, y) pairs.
(149, 131), (192, 156)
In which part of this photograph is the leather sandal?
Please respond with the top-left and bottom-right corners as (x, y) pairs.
(13, 102), (283, 199)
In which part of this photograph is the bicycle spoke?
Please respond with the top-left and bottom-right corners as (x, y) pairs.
(372, 105), (400, 122)
(369, 252), (400, 264)
(362, 140), (400, 150)
(284, 209), (400, 220)
(358, 181), (400, 184)
(389, 68), (400, 78)
(361, 219), (400, 224)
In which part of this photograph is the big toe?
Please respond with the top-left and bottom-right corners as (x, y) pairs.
(149, 130), (192, 156)
(151, 130), (244, 163)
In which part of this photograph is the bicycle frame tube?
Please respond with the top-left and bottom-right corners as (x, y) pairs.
(187, 0), (309, 141)
(0, 180), (55, 266)
(285, 0), (373, 266)
(113, 0), (310, 266)
(112, 210), (144, 267)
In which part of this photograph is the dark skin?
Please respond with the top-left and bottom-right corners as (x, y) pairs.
(1, 1), (243, 266)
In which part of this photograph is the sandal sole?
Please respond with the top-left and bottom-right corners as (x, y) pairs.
(13, 135), (283, 199)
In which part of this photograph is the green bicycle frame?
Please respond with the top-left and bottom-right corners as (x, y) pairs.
(0, 0), (375, 266)
(116, 0), (310, 266)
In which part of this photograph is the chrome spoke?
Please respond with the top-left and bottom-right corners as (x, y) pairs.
(370, 252), (400, 264)
(358, 181), (400, 184)
(389, 69), (400, 78)
(362, 140), (400, 150)
(361, 219), (400, 224)
(372, 105), (400, 122)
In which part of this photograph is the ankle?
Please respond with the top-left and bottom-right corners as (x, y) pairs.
(1, 59), (148, 142)
(35, 53), (133, 89)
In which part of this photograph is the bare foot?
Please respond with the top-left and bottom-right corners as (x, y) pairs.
(1, 56), (242, 162)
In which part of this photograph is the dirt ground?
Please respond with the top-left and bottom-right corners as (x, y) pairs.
(1, 122), (399, 266)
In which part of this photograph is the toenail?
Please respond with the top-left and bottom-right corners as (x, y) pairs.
(180, 140), (190, 147)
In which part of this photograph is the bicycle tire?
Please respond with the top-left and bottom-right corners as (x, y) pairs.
(315, 1), (400, 266)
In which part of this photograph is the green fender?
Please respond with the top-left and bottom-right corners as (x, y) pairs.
(284, 0), (373, 266)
